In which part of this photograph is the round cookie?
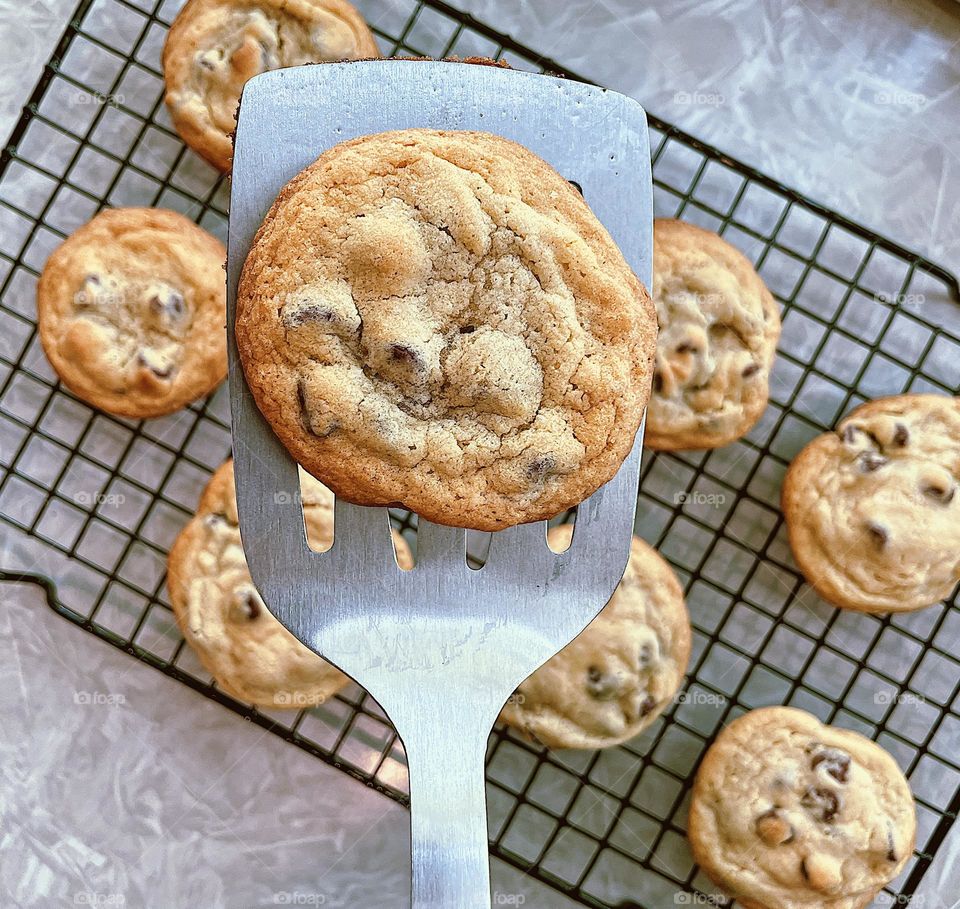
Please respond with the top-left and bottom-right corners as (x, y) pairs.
(648, 219), (780, 450)
(783, 393), (960, 613)
(236, 129), (657, 531)
(499, 525), (690, 749)
(689, 707), (916, 909)
(162, 0), (380, 172)
(37, 208), (226, 419)
(167, 459), (413, 708)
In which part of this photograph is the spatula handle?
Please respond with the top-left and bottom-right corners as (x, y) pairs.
(405, 717), (491, 909)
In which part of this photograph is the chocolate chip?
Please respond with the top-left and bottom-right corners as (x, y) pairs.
(149, 288), (185, 322)
(296, 380), (313, 433)
(811, 747), (851, 783)
(893, 423), (910, 447)
(866, 521), (888, 548)
(75, 274), (102, 306)
(526, 456), (556, 480)
(922, 482), (956, 505)
(638, 642), (654, 669)
(638, 694), (657, 717)
(137, 351), (174, 379)
(675, 342), (699, 355)
(841, 424), (862, 444)
(755, 808), (795, 846)
(742, 362), (760, 378)
(386, 343), (426, 379)
(859, 451), (887, 472)
(236, 591), (261, 620)
(283, 303), (337, 328)
(801, 786), (841, 822)
(886, 825), (898, 862)
(652, 370), (664, 394)
(459, 325), (476, 334)
(586, 666), (620, 700)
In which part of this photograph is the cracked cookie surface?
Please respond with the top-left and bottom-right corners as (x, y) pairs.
(689, 707), (916, 909)
(167, 459), (412, 708)
(37, 207), (227, 419)
(648, 219), (780, 450)
(499, 525), (690, 749)
(783, 393), (960, 612)
(162, 0), (379, 172)
(236, 129), (656, 530)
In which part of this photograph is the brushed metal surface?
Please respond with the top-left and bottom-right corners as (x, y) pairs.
(227, 60), (652, 909)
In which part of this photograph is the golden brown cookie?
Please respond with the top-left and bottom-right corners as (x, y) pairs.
(37, 208), (226, 419)
(689, 707), (916, 909)
(236, 129), (656, 531)
(648, 219), (780, 449)
(783, 393), (960, 613)
(162, 0), (380, 172)
(499, 525), (690, 749)
(167, 459), (412, 708)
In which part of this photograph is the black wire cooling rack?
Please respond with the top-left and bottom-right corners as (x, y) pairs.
(2, 0), (960, 906)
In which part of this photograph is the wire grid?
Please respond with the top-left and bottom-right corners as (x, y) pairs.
(1, 0), (959, 906)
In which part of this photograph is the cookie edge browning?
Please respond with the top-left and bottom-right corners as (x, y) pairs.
(161, 0), (382, 173)
(688, 706), (916, 909)
(235, 128), (657, 531)
(36, 207), (227, 420)
(783, 393), (960, 613)
(646, 218), (781, 452)
(498, 531), (691, 750)
(166, 460), (348, 708)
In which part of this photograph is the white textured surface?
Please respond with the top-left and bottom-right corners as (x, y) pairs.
(1, 1), (958, 907)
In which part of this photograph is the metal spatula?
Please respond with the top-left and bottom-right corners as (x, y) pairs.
(226, 60), (652, 909)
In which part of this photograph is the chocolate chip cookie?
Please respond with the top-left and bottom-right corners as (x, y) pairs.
(162, 0), (380, 172)
(499, 525), (690, 749)
(236, 129), (657, 531)
(689, 707), (916, 909)
(648, 219), (780, 450)
(783, 394), (960, 613)
(37, 208), (227, 419)
(167, 459), (413, 708)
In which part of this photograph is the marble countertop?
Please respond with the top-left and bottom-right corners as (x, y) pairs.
(1, 1), (958, 907)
